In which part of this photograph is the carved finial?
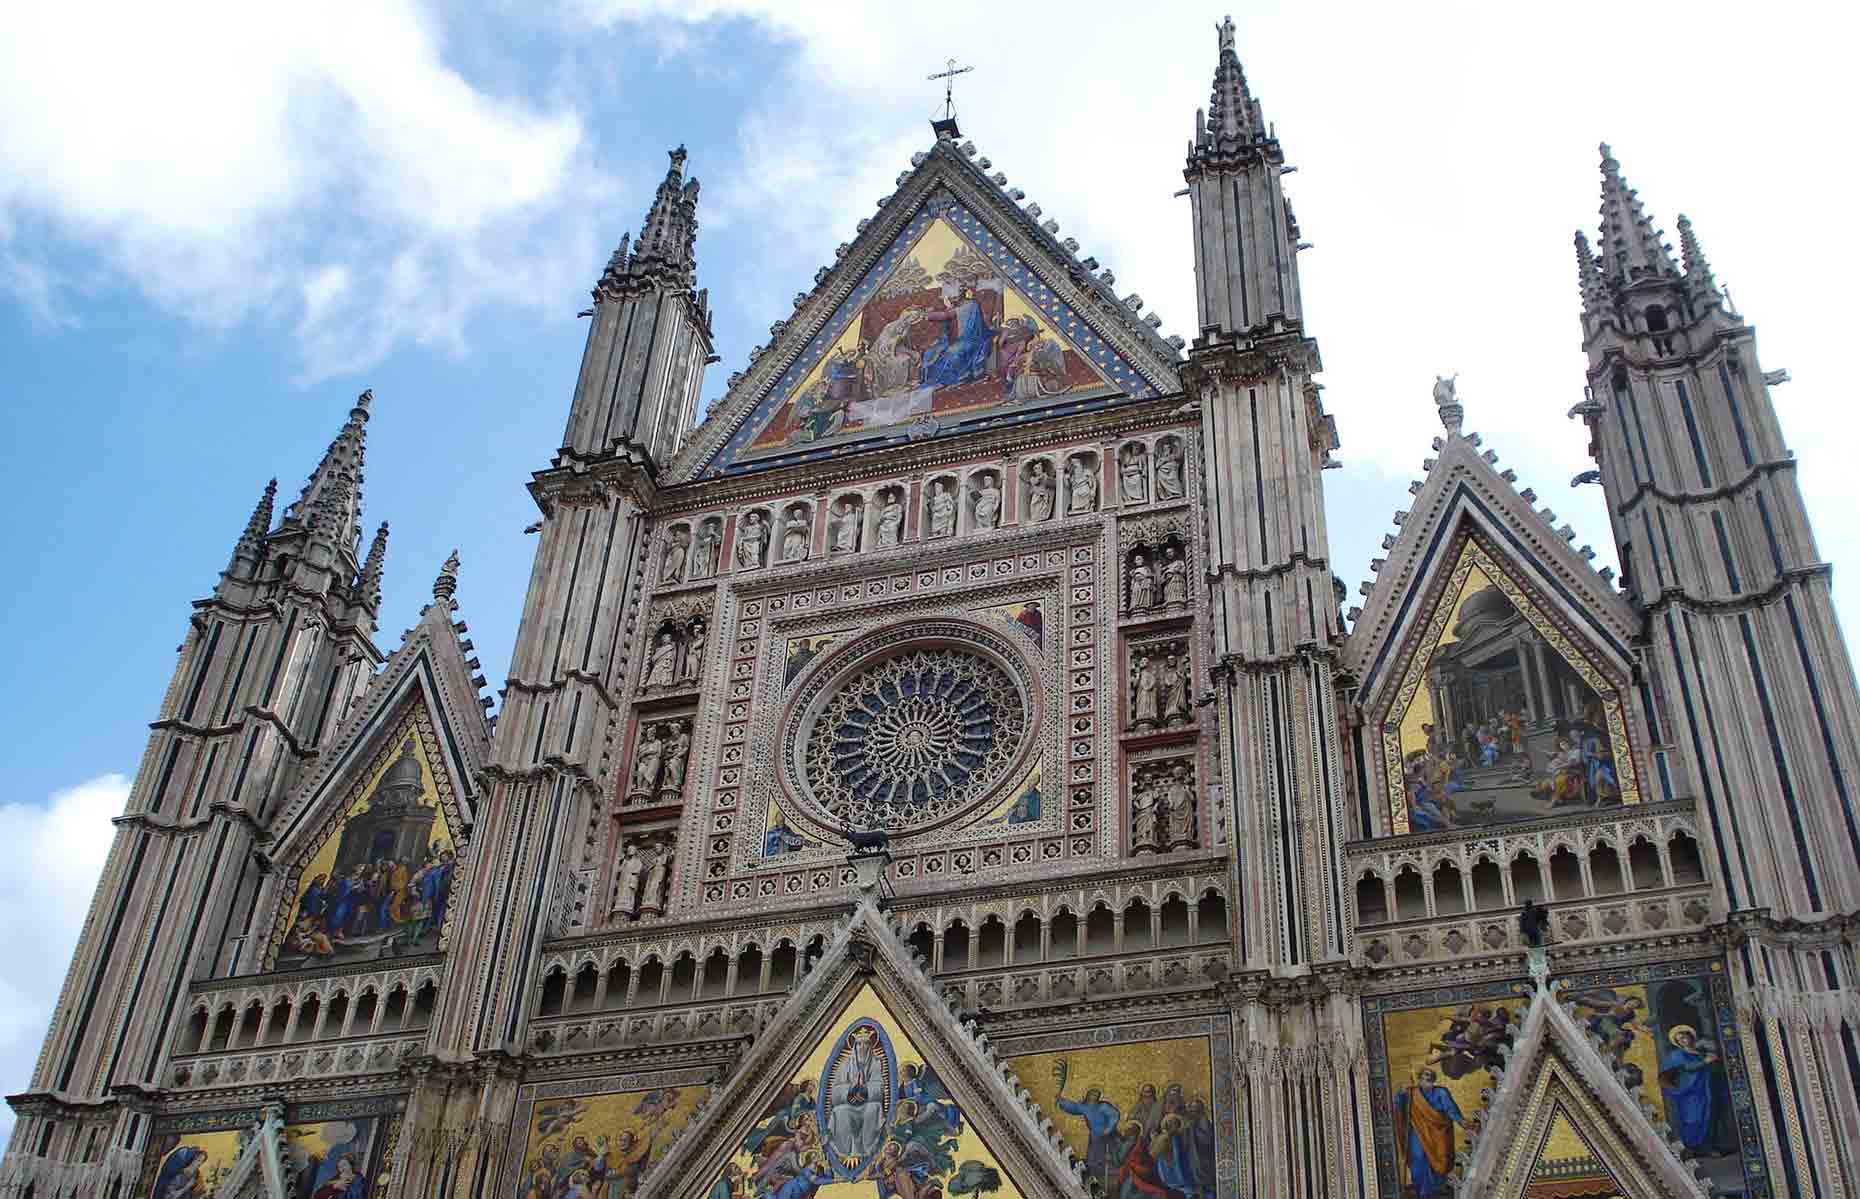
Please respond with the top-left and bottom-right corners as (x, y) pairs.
(433, 549), (460, 604)
(357, 520), (389, 612)
(1432, 373), (1463, 436)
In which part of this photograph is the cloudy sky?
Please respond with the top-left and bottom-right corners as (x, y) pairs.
(0, 0), (1851, 1133)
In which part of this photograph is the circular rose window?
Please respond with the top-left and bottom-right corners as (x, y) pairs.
(782, 627), (1033, 838)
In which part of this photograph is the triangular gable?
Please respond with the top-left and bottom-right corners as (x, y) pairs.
(671, 138), (1181, 482)
(1340, 429), (1648, 836)
(257, 563), (492, 970)
(637, 899), (1088, 1199)
(1459, 983), (1708, 1198)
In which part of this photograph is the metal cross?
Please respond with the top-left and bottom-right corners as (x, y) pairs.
(928, 58), (974, 120)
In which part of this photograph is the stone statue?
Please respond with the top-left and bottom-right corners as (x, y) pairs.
(631, 724), (665, 795)
(1433, 372), (1463, 436)
(645, 630), (678, 686)
(681, 622), (705, 682)
(928, 481), (957, 538)
(1131, 775), (1162, 853)
(1155, 440), (1184, 501)
(1165, 764), (1197, 849)
(877, 493), (904, 546)
(691, 522), (720, 579)
(639, 844), (671, 916)
(1129, 552), (1156, 610)
(831, 499), (861, 553)
(613, 841), (646, 917)
(1027, 461), (1055, 521)
(782, 506), (810, 562)
(972, 476), (1001, 529)
(1159, 655), (1185, 722)
(660, 527), (688, 584)
(1067, 457), (1098, 515)
(1132, 654), (1160, 725)
(736, 511), (767, 568)
(1162, 547), (1189, 606)
(1119, 444), (1149, 504)
(661, 721), (690, 793)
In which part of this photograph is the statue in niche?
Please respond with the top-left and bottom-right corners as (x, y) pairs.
(1119, 444), (1149, 504)
(1155, 440), (1185, 501)
(1067, 457), (1098, 515)
(1161, 654), (1192, 723)
(1131, 654), (1160, 726)
(1131, 773), (1164, 853)
(661, 720), (691, 795)
(928, 481), (957, 538)
(660, 527), (689, 584)
(1162, 546), (1189, 606)
(830, 499), (861, 553)
(1165, 764), (1197, 849)
(645, 629), (678, 686)
(639, 841), (671, 916)
(877, 491), (905, 546)
(736, 511), (767, 568)
(630, 724), (665, 796)
(1027, 460), (1056, 521)
(782, 506), (811, 562)
(613, 840), (647, 917)
(972, 475), (1002, 529)
(681, 621), (706, 682)
(1129, 552), (1156, 610)
(690, 522), (720, 579)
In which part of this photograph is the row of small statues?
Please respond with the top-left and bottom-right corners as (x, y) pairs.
(643, 621), (706, 688)
(1128, 547), (1190, 611)
(1131, 763), (1199, 853)
(655, 441), (1189, 583)
(611, 835), (674, 920)
(1131, 651), (1194, 726)
(628, 719), (691, 801)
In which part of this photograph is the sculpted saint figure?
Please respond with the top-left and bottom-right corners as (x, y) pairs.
(1027, 461), (1056, 521)
(631, 725), (665, 795)
(1159, 655), (1184, 721)
(1067, 457), (1098, 514)
(613, 842), (645, 916)
(660, 528), (688, 584)
(1119, 445), (1149, 504)
(1166, 765), (1197, 848)
(877, 493), (904, 546)
(972, 476), (1002, 529)
(1168, 655), (1193, 720)
(1162, 546), (1189, 605)
(736, 512), (767, 568)
(1129, 552), (1156, 610)
(690, 522), (720, 579)
(928, 482), (957, 538)
(831, 500), (861, 553)
(662, 721), (690, 792)
(645, 630), (678, 686)
(1155, 441), (1184, 501)
(681, 623), (706, 682)
(782, 506), (811, 562)
(639, 846), (670, 915)
(1132, 655), (1160, 725)
(1131, 776), (1162, 852)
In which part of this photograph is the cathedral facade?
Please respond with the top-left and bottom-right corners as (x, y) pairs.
(9, 20), (1860, 1199)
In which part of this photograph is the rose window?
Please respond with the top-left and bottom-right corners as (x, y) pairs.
(799, 646), (1028, 834)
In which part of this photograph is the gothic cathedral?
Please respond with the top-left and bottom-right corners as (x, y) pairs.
(10, 20), (1860, 1199)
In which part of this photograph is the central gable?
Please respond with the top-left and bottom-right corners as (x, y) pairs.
(678, 138), (1180, 481)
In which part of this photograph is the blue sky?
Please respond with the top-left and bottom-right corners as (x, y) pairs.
(2, 0), (1854, 1130)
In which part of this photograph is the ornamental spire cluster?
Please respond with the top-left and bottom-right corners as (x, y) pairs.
(1595, 143), (1677, 283)
(280, 388), (371, 563)
(602, 146), (701, 291)
(1194, 15), (1264, 151)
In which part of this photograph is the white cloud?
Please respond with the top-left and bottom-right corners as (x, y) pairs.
(0, 774), (126, 1141)
(0, 1), (609, 377)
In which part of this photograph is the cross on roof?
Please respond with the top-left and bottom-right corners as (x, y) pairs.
(928, 58), (973, 122)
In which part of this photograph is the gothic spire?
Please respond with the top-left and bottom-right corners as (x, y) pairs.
(626, 146), (700, 288)
(356, 520), (389, 614)
(1192, 15), (1265, 154)
(1676, 212), (1722, 306)
(1573, 229), (1606, 318)
(227, 477), (277, 579)
(432, 548), (460, 606)
(281, 389), (371, 562)
(1596, 143), (1678, 283)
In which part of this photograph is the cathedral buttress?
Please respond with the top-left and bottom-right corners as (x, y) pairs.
(1572, 144), (1860, 1192)
(5, 393), (388, 1190)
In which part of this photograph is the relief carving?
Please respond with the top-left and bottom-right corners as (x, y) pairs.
(1131, 760), (1199, 854)
(612, 830), (676, 920)
(1066, 453), (1099, 515)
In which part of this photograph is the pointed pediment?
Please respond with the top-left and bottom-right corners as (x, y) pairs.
(1341, 431), (1650, 835)
(1458, 984), (1708, 1198)
(636, 900), (1088, 1199)
(258, 575), (491, 971)
(671, 139), (1181, 481)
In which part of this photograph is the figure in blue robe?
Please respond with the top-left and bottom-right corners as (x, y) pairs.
(1394, 1070), (1464, 1197)
(300, 876), (329, 928)
(768, 1165), (833, 1199)
(1659, 1027), (1720, 1153)
(1056, 1087), (1123, 1187)
(326, 875), (357, 941)
(899, 1063), (962, 1136)
(152, 1146), (205, 1199)
(919, 280), (995, 389)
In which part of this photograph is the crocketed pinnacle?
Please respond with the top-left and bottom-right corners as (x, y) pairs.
(356, 520), (389, 612)
(1573, 230), (1606, 315)
(239, 478), (278, 553)
(1596, 143), (1677, 283)
(1192, 15), (1265, 155)
(433, 549), (461, 605)
(282, 389), (371, 562)
(1676, 213), (1721, 304)
(627, 146), (701, 287)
